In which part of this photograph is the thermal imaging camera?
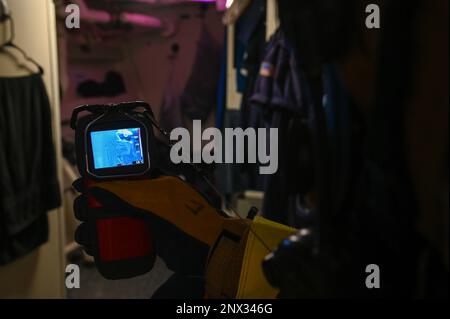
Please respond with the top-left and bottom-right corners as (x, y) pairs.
(70, 102), (158, 279)
(71, 101), (158, 180)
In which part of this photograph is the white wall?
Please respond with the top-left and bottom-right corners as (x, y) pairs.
(0, 0), (66, 298)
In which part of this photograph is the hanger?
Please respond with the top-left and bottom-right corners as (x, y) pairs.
(0, 1), (44, 75)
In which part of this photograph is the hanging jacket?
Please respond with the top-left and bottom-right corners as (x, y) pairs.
(0, 73), (61, 265)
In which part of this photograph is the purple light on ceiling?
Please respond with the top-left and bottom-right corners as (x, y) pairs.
(121, 12), (162, 28)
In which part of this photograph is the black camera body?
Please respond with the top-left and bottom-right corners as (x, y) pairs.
(71, 101), (157, 181)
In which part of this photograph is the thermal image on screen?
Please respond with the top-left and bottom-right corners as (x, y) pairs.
(90, 128), (144, 169)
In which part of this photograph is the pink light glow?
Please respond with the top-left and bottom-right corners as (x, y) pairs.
(215, 0), (227, 11)
(77, 0), (111, 23)
(134, 0), (216, 4)
(121, 12), (162, 28)
(133, 0), (222, 10)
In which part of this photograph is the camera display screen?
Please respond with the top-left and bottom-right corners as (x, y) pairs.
(90, 128), (145, 169)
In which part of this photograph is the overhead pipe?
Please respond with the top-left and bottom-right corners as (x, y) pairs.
(74, 0), (110, 24)
(120, 12), (162, 28)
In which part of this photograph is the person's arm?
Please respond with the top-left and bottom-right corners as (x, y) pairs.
(73, 175), (252, 297)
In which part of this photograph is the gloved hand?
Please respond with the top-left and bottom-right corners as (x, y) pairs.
(73, 176), (227, 277)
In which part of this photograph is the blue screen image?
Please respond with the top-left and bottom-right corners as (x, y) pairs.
(90, 128), (144, 169)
